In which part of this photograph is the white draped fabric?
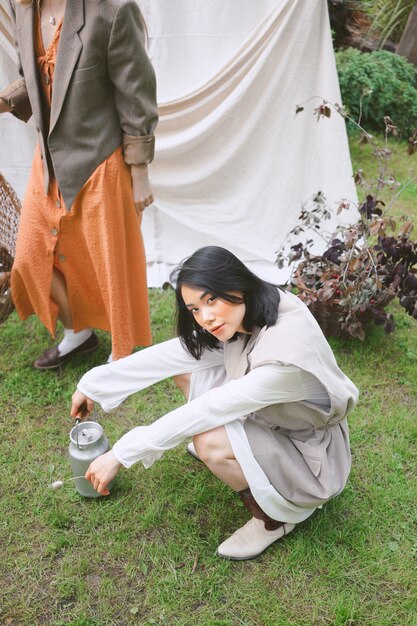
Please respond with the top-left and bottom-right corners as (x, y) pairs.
(0, 0), (358, 286)
(0, 0), (37, 200)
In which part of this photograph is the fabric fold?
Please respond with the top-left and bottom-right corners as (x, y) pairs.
(1, 0), (358, 286)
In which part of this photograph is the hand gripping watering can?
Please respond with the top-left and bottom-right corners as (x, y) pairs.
(69, 420), (113, 497)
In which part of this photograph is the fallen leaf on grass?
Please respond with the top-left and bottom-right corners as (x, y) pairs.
(191, 555), (199, 574)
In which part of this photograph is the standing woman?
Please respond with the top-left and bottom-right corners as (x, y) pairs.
(0, 0), (158, 367)
(71, 246), (359, 560)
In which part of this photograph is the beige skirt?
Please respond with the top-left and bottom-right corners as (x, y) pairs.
(189, 367), (318, 524)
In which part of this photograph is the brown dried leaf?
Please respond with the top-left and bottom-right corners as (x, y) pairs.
(191, 556), (199, 574)
(314, 102), (331, 122)
(358, 132), (372, 145)
(374, 147), (392, 159)
(354, 170), (365, 185)
(399, 221), (414, 237)
(407, 129), (417, 155)
(321, 287), (335, 301)
(337, 199), (350, 215)
(357, 325), (366, 341)
(384, 116), (398, 136)
(370, 221), (382, 236)
(351, 258), (364, 272)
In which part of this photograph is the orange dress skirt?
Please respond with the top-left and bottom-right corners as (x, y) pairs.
(11, 15), (152, 359)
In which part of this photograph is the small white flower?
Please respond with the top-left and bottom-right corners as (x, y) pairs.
(51, 480), (64, 490)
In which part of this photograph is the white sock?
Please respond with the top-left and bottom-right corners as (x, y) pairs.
(58, 328), (92, 356)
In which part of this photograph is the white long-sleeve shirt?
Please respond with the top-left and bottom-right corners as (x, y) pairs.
(77, 338), (329, 469)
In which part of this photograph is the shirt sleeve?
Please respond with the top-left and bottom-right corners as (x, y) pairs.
(77, 338), (225, 412)
(107, 0), (158, 164)
(111, 364), (307, 469)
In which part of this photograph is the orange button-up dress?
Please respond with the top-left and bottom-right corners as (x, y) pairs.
(11, 14), (152, 359)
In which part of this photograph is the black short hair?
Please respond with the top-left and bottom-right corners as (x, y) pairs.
(170, 246), (281, 359)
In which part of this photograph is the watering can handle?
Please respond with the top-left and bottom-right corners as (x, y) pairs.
(76, 401), (91, 419)
(75, 418), (81, 449)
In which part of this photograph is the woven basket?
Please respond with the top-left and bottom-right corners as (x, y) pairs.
(307, 300), (353, 339)
(0, 173), (21, 324)
(294, 258), (396, 339)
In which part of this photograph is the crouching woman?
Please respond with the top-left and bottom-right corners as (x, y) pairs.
(71, 246), (359, 560)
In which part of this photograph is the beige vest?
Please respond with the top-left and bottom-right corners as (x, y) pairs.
(224, 290), (359, 507)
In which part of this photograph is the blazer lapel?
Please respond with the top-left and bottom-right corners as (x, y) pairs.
(49, 0), (84, 135)
(17, 3), (43, 134)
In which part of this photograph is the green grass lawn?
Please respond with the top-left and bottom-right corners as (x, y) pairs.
(0, 137), (416, 625)
(349, 131), (417, 216)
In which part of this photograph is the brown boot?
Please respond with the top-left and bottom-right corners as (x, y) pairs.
(238, 487), (283, 530)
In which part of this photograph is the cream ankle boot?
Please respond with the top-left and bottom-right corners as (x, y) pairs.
(217, 517), (295, 560)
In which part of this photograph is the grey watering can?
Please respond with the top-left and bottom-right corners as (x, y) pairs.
(68, 420), (113, 498)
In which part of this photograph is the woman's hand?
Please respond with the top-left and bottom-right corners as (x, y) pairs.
(0, 98), (12, 114)
(70, 389), (94, 420)
(85, 450), (122, 496)
(131, 163), (154, 213)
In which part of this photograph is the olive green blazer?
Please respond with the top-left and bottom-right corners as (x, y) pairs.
(1, 0), (158, 209)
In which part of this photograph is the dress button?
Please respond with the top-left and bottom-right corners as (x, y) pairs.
(40, 154), (44, 160)
(36, 126), (40, 132)
(45, 75), (50, 85)
(50, 228), (58, 236)
(55, 199), (61, 208)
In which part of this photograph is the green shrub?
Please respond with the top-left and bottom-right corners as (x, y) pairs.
(336, 48), (417, 136)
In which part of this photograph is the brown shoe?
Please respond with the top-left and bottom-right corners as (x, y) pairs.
(33, 332), (99, 370)
(238, 488), (283, 530)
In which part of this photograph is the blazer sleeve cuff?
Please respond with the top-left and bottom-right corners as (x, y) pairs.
(123, 133), (155, 165)
(0, 78), (32, 122)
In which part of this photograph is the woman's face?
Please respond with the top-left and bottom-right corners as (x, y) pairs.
(181, 285), (248, 341)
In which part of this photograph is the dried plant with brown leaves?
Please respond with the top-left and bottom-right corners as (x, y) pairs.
(276, 101), (417, 340)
